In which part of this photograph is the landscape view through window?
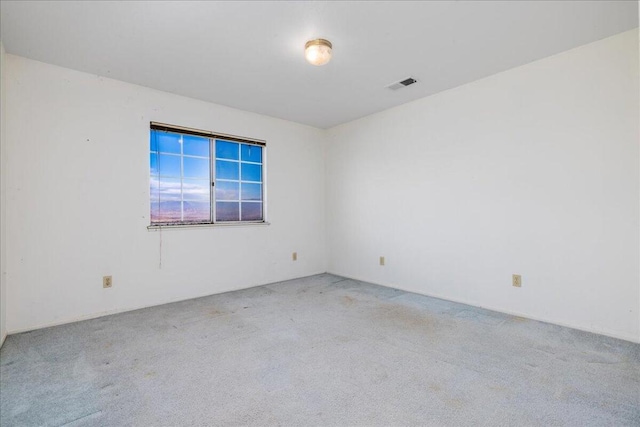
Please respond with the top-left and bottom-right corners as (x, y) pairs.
(150, 130), (263, 224)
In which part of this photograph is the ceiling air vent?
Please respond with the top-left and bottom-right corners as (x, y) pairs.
(387, 77), (418, 91)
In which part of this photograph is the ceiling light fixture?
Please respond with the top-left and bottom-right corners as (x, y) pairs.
(305, 39), (332, 66)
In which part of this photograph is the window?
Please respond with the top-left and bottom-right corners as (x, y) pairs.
(149, 123), (265, 226)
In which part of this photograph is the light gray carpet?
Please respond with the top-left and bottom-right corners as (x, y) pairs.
(1, 274), (639, 426)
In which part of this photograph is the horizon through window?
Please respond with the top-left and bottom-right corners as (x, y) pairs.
(150, 126), (265, 226)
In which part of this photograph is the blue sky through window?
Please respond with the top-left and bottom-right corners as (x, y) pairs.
(214, 139), (263, 222)
(150, 130), (211, 223)
(150, 130), (264, 224)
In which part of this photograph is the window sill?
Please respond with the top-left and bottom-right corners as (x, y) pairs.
(147, 221), (270, 231)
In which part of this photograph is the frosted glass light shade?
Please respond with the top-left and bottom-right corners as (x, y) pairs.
(305, 39), (332, 66)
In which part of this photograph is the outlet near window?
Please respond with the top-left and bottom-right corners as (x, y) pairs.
(103, 276), (113, 288)
(512, 274), (522, 288)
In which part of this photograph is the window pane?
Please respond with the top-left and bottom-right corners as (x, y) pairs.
(150, 177), (159, 198)
(216, 160), (239, 180)
(241, 144), (262, 163)
(183, 201), (210, 222)
(150, 128), (264, 225)
(157, 132), (181, 154)
(158, 178), (182, 201)
(216, 140), (239, 160)
(183, 135), (209, 157)
(158, 154), (181, 177)
(150, 201), (160, 222)
(183, 179), (210, 202)
(241, 163), (262, 182)
(216, 202), (239, 221)
(151, 201), (182, 223)
(241, 202), (263, 221)
(183, 157), (209, 179)
(241, 183), (262, 201)
(150, 131), (158, 152)
(158, 178), (182, 202)
(216, 181), (239, 201)
(150, 153), (158, 176)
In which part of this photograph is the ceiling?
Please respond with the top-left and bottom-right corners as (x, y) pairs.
(1, 1), (637, 129)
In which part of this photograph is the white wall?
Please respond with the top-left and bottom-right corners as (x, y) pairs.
(4, 29), (639, 343)
(326, 30), (640, 342)
(0, 41), (7, 346)
(4, 55), (326, 333)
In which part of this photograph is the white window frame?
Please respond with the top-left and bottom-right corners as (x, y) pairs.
(148, 122), (268, 229)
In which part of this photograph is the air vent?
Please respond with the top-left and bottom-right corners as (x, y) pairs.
(387, 77), (418, 90)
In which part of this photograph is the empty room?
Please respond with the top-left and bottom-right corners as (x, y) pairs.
(0, 1), (638, 426)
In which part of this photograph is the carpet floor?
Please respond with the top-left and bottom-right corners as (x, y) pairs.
(1, 274), (639, 426)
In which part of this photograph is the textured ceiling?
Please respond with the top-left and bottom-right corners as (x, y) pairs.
(1, 1), (637, 128)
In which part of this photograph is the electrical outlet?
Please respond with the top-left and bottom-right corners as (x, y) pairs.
(103, 276), (113, 288)
(512, 274), (522, 288)
(292, 252), (297, 261)
(380, 256), (385, 266)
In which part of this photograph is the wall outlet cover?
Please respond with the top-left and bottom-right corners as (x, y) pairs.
(103, 276), (113, 288)
(512, 274), (522, 287)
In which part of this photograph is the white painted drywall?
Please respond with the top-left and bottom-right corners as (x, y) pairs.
(3, 29), (639, 343)
(325, 30), (640, 342)
(0, 41), (7, 346)
(4, 56), (326, 333)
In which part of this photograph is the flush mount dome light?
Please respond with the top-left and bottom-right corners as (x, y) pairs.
(305, 39), (332, 66)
